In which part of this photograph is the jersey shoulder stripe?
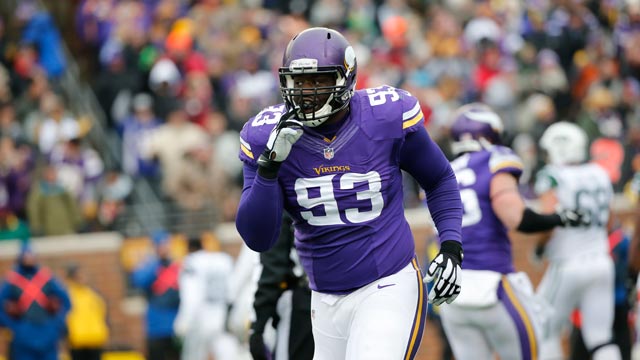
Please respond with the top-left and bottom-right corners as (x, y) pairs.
(239, 137), (254, 159)
(355, 86), (425, 140)
(402, 101), (424, 129)
(488, 146), (524, 178)
(489, 145), (524, 179)
(238, 103), (287, 166)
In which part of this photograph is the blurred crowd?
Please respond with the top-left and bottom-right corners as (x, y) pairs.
(0, 0), (129, 239)
(0, 0), (637, 239)
(77, 0), (640, 198)
(0, 0), (638, 358)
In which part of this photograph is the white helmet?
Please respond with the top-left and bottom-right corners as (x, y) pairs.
(539, 121), (588, 165)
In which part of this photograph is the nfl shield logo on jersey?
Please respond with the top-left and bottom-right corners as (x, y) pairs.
(323, 147), (334, 160)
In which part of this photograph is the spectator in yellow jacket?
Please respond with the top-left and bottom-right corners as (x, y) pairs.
(65, 263), (109, 360)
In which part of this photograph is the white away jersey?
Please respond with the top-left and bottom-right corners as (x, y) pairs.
(180, 251), (234, 304)
(534, 163), (613, 261)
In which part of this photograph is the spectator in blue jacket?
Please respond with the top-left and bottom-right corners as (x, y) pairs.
(131, 230), (180, 360)
(18, 2), (66, 79)
(0, 241), (71, 360)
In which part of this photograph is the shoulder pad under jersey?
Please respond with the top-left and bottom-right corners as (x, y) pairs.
(354, 86), (425, 140)
(488, 145), (524, 179)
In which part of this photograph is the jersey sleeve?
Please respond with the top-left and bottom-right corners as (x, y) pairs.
(489, 146), (524, 180)
(399, 89), (426, 135)
(238, 103), (287, 166)
(533, 165), (559, 195)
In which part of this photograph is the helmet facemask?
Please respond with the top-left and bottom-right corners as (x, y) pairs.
(451, 135), (495, 156)
(279, 66), (350, 127)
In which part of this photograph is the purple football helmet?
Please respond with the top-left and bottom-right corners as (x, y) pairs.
(449, 102), (504, 156)
(279, 27), (357, 127)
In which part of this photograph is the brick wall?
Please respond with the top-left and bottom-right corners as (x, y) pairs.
(0, 203), (633, 360)
(0, 225), (567, 360)
(0, 233), (146, 355)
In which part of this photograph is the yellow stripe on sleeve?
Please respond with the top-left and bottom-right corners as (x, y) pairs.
(241, 143), (254, 159)
(490, 161), (524, 173)
(402, 112), (424, 130)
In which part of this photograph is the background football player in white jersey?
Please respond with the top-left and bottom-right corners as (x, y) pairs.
(439, 103), (587, 360)
(173, 237), (240, 360)
(226, 242), (263, 344)
(534, 121), (621, 360)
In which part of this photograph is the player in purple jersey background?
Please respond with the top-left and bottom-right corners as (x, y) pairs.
(438, 103), (589, 360)
(235, 27), (463, 359)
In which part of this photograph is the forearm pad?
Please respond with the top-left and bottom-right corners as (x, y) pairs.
(516, 208), (562, 233)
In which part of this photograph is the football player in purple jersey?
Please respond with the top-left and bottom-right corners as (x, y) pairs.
(437, 103), (589, 360)
(235, 27), (463, 359)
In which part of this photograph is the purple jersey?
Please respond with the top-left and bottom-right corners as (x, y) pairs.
(238, 86), (461, 293)
(450, 146), (523, 274)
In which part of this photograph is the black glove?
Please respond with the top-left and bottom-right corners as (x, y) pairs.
(557, 208), (591, 227)
(257, 107), (303, 179)
(424, 240), (463, 305)
(248, 330), (271, 360)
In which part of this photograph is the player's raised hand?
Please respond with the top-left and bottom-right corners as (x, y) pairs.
(257, 107), (303, 179)
(264, 106), (304, 162)
(424, 240), (463, 305)
(557, 208), (591, 227)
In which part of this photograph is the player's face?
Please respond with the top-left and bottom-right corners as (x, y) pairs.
(291, 73), (336, 114)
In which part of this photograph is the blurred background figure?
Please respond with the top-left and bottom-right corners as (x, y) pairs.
(173, 236), (239, 360)
(48, 132), (104, 230)
(65, 263), (110, 360)
(130, 230), (180, 360)
(569, 225), (634, 360)
(0, 210), (30, 241)
(534, 122), (620, 360)
(226, 242), (262, 347)
(0, 241), (70, 360)
(17, 0), (66, 81)
(26, 161), (83, 236)
(139, 103), (208, 200)
(0, 136), (35, 222)
(116, 92), (161, 187)
(95, 167), (132, 231)
(249, 213), (313, 360)
(35, 92), (86, 156)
